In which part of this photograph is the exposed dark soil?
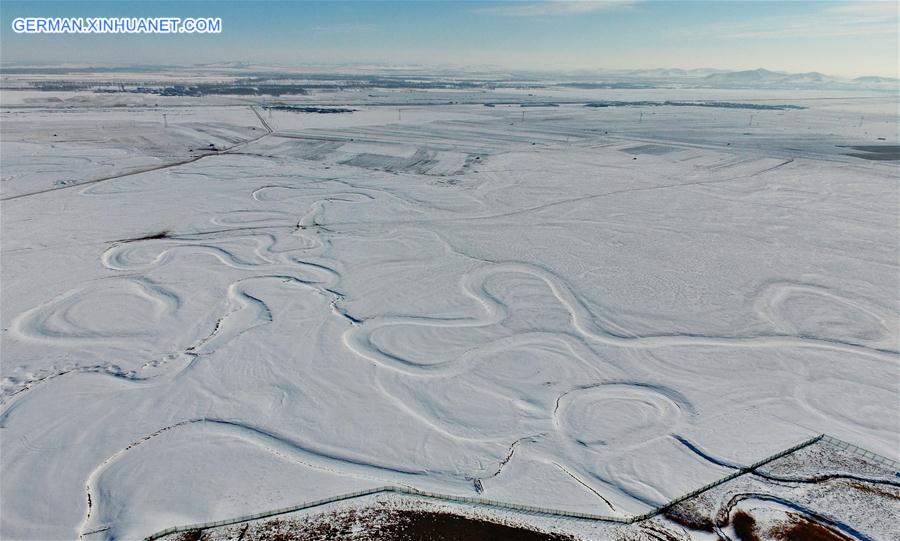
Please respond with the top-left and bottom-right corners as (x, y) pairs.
(768, 515), (855, 541)
(173, 508), (579, 541)
(170, 502), (876, 541)
(845, 479), (900, 499)
(375, 510), (577, 541)
(662, 506), (716, 532)
(731, 511), (761, 541)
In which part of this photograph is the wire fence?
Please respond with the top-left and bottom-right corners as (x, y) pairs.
(628, 433), (826, 522)
(820, 434), (900, 471)
(140, 433), (896, 541)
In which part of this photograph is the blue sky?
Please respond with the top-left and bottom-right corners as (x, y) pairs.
(2, 1), (898, 77)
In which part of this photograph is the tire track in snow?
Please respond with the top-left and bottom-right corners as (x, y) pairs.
(77, 418), (467, 538)
(3, 106), (272, 202)
(344, 261), (897, 377)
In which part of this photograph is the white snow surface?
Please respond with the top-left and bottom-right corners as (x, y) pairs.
(1, 88), (898, 540)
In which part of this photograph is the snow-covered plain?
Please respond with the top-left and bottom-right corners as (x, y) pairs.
(1, 87), (898, 540)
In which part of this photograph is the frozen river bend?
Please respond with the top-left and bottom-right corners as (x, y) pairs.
(1, 90), (898, 539)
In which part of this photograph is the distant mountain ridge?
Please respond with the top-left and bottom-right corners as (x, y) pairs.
(852, 75), (899, 83)
(554, 67), (898, 90)
(699, 68), (897, 89)
(2, 62), (896, 91)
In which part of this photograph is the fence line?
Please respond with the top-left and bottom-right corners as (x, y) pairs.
(628, 433), (825, 522)
(819, 434), (900, 471)
(140, 433), (893, 541)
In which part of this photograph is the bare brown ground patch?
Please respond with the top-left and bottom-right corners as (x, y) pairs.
(844, 479), (900, 500)
(189, 507), (581, 541)
(767, 515), (855, 541)
(731, 510), (761, 541)
(662, 504), (716, 533)
(174, 531), (208, 541)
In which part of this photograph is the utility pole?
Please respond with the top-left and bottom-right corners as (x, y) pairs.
(522, 110), (525, 122)
(162, 113), (167, 128)
(639, 111), (643, 123)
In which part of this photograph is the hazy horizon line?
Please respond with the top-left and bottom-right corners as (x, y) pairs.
(1, 61), (897, 81)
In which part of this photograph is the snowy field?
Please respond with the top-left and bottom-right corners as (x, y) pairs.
(1, 87), (898, 540)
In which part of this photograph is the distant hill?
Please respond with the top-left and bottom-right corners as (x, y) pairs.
(782, 71), (831, 83)
(700, 68), (896, 89)
(701, 68), (831, 85)
(852, 75), (899, 84)
(625, 68), (726, 78)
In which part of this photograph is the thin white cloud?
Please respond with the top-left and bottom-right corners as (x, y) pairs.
(826, 1), (899, 17)
(714, 22), (897, 39)
(474, 1), (636, 17)
(685, 1), (898, 40)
